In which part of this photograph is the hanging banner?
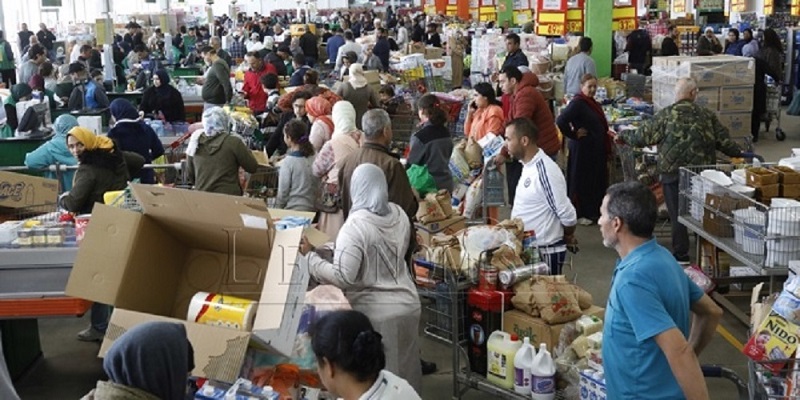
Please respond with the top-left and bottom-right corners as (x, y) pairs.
(730, 0), (745, 13)
(446, 5), (458, 15)
(513, 0), (529, 10)
(793, 1), (800, 16)
(697, 0), (724, 11)
(566, 0), (583, 33)
(514, 10), (533, 24)
(612, 0), (638, 31)
(479, 6), (496, 21)
(536, 0), (567, 36)
(673, 0), (686, 14)
(538, 0), (567, 10)
(497, 0), (514, 25)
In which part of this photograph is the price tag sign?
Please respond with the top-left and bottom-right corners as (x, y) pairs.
(793, 3), (800, 16)
(612, 18), (637, 31)
(612, 1), (637, 31)
(673, 0), (686, 13)
(537, 23), (566, 36)
(614, 0), (633, 5)
(764, 0), (773, 15)
(566, 0), (579, 6)
(538, 0), (567, 11)
(731, 0), (746, 12)
(566, 7), (583, 32)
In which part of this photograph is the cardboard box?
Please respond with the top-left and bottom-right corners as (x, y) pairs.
(720, 57), (756, 86)
(672, 58), (726, 87)
(771, 166), (800, 184)
(66, 184), (321, 383)
(503, 306), (605, 353)
(782, 184), (800, 199)
(747, 167), (780, 187)
(703, 193), (746, 238)
(425, 47), (444, 60)
(756, 184), (780, 200)
(719, 86), (754, 112)
(716, 111), (753, 137)
(0, 171), (59, 209)
(694, 88), (720, 112)
(416, 215), (466, 246)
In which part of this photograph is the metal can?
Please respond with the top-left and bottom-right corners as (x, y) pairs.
(46, 227), (64, 246)
(16, 229), (33, 247)
(522, 231), (541, 264)
(478, 263), (498, 291)
(32, 228), (48, 247)
(499, 263), (550, 287)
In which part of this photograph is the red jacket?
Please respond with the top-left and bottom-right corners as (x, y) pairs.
(242, 63), (277, 113)
(509, 72), (560, 156)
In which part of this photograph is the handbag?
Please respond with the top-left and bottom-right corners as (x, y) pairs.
(315, 177), (341, 213)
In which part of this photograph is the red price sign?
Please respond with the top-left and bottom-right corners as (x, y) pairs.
(566, 20), (583, 32)
(537, 23), (565, 36)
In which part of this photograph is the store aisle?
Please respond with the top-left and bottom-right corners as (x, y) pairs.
(12, 112), (800, 399)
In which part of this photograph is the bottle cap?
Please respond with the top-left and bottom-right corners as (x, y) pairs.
(510, 334), (518, 341)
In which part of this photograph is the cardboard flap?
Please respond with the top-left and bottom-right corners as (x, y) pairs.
(66, 205), (142, 305)
(99, 309), (251, 383)
(129, 184), (272, 257)
(252, 227), (308, 356)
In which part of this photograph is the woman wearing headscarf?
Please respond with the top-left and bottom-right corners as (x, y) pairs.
(81, 322), (194, 400)
(140, 69), (186, 123)
(1, 83), (33, 137)
(108, 99), (165, 184)
(299, 163), (423, 392)
(313, 101), (362, 240)
(186, 107), (260, 196)
(334, 63), (379, 130)
(465, 82), (504, 141)
(555, 74), (609, 225)
(63, 127), (145, 342)
(276, 69), (341, 114)
(27, 74), (57, 110)
(305, 96), (334, 152)
(24, 114), (80, 192)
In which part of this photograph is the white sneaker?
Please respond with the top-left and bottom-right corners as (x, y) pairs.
(577, 218), (594, 226)
(77, 327), (105, 342)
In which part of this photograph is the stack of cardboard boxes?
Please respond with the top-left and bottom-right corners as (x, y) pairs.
(652, 55), (755, 137)
(746, 167), (781, 204)
(772, 166), (800, 199)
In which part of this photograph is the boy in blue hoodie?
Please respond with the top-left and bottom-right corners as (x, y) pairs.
(24, 114), (79, 192)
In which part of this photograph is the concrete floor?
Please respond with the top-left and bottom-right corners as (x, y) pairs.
(10, 115), (800, 399)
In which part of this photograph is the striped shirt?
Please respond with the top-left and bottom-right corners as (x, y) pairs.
(510, 148), (577, 254)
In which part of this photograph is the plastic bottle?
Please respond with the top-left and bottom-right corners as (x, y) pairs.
(513, 337), (536, 395)
(486, 331), (522, 389)
(530, 343), (556, 400)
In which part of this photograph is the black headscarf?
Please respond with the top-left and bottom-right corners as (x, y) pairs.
(103, 322), (194, 400)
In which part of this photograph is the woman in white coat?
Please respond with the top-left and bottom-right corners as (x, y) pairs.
(300, 163), (423, 392)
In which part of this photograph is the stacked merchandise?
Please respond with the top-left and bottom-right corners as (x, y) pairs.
(469, 32), (551, 78)
(743, 264), (800, 398)
(652, 55), (755, 137)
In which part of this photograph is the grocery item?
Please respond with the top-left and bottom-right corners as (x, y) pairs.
(46, 226), (64, 246)
(531, 343), (556, 400)
(467, 287), (512, 375)
(513, 337), (535, 395)
(575, 314), (603, 336)
(487, 331), (521, 389)
(742, 312), (800, 373)
(16, 228), (33, 247)
(31, 227), (47, 247)
(499, 263), (549, 287)
(75, 214), (91, 243)
(187, 292), (257, 331)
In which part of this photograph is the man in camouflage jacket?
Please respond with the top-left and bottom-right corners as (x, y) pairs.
(620, 77), (743, 263)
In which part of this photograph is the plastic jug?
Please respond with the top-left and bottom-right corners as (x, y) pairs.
(486, 331), (522, 389)
(531, 343), (556, 400)
(513, 337), (536, 395)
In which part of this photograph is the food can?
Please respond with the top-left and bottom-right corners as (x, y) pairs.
(46, 227), (64, 246)
(186, 291), (257, 331)
(478, 263), (498, 290)
(32, 228), (48, 247)
(16, 229), (33, 247)
(75, 214), (91, 243)
(499, 263), (549, 287)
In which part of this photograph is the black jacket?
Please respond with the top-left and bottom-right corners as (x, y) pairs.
(265, 52), (287, 76)
(502, 50), (529, 69)
(299, 32), (319, 60)
(661, 37), (680, 56)
(60, 148), (144, 215)
(265, 112), (310, 156)
(407, 123), (454, 192)
(140, 85), (186, 123)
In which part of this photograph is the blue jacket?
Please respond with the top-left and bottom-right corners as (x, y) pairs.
(373, 38), (391, 71)
(326, 35), (345, 64)
(24, 115), (80, 192)
(289, 66), (310, 87)
(107, 120), (165, 184)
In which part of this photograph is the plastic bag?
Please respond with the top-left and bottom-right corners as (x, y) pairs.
(462, 177), (483, 219)
(464, 138), (483, 169)
(456, 225), (520, 274)
(449, 144), (471, 184)
(683, 264), (715, 293)
(406, 164), (439, 197)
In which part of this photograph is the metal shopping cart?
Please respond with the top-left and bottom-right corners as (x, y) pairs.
(244, 166), (279, 207)
(765, 82), (786, 141)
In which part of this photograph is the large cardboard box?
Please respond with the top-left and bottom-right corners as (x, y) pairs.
(782, 184), (800, 199)
(703, 193), (747, 238)
(719, 56), (756, 86)
(503, 306), (605, 352)
(695, 88), (720, 112)
(671, 58), (726, 87)
(719, 86), (754, 112)
(0, 171), (59, 209)
(425, 47), (444, 60)
(716, 111), (752, 137)
(66, 184), (322, 383)
(416, 215), (466, 245)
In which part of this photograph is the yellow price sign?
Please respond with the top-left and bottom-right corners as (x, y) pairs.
(612, 18), (637, 31)
(673, 0), (685, 13)
(566, 20), (583, 32)
(793, 4), (800, 16)
(537, 23), (565, 36)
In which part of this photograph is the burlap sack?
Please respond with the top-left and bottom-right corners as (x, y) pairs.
(417, 196), (447, 223)
(435, 190), (453, 218)
(532, 277), (583, 324)
(510, 275), (567, 317)
(465, 138), (483, 169)
(490, 244), (524, 271)
(497, 218), (525, 240)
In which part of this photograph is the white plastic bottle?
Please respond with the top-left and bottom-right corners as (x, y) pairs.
(513, 337), (536, 395)
(530, 343), (556, 400)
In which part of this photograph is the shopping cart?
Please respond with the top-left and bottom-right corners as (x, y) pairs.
(390, 115), (420, 158)
(764, 82), (786, 141)
(244, 166), (279, 207)
(748, 358), (798, 399)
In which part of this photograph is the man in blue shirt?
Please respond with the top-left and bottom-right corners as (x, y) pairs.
(599, 181), (722, 400)
(326, 28), (345, 65)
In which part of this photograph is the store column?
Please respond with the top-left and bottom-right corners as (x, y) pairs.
(585, 0), (612, 78)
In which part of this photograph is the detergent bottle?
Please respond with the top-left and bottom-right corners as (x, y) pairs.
(486, 331), (521, 389)
(530, 343), (556, 400)
(513, 337), (536, 395)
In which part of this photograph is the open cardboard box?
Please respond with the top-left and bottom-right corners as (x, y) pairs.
(66, 184), (326, 383)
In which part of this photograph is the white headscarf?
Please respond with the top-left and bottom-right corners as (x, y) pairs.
(350, 163), (390, 216)
(348, 63), (368, 89)
(332, 101), (357, 137)
(187, 107), (229, 157)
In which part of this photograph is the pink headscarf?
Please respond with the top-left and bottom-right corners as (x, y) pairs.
(28, 74), (45, 91)
(305, 96), (334, 133)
